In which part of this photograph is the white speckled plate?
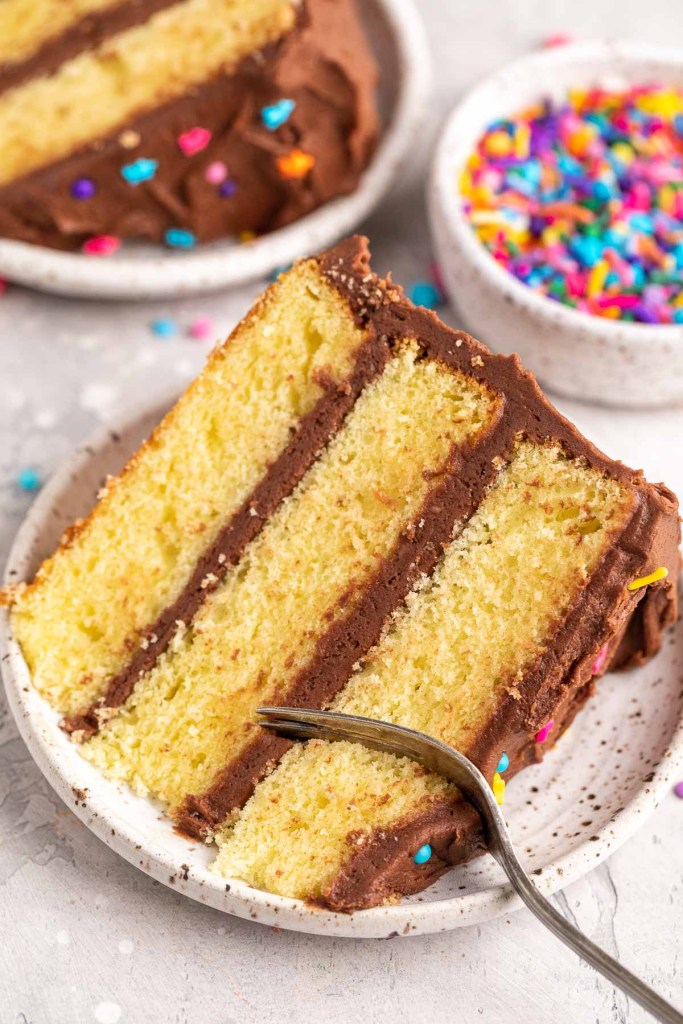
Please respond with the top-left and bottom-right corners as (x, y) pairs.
(0, 0), (429, 301)
(2, 399), (682, 938)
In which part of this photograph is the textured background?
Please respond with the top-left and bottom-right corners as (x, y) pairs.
(2, 3), (683, 1022)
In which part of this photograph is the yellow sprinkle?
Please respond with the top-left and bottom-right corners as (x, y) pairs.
(598, 305), (621, 319)
(628, 566), (669, 591)
(612, 142), (635, 165)
(514, 122), (531, 160)
(587, 260), (609, 298)
(238, 230), (256, 243)
(674, 293), (683, 308)
(492, 772), (505, 805)
(635, 90), (683, 120)
(659, 186), (676, 215)
(484, 130), (513, 157)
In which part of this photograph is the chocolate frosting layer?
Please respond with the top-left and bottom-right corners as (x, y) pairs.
(0, 0), (378, 249)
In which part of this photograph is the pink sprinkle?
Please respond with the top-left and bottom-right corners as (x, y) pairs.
(178, 127), (212, 156)
(535, 720), (555, 744)
(596, 294), (639, 309)
(591, 642), (609, 675)
(82, 235), (121, 256)
(674, 781), (683, 799)
(189, 316), (214, 340)
(0, 277), (7, 296)
(542, 33), (573, 48)
(205, 161), (228, 184)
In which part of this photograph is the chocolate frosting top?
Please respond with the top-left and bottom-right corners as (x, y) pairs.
(0, 0), (379, 249)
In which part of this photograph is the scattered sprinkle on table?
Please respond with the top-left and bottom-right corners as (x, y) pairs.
(413, 844), (432, 864)
(408, 280), (443, 310)
(150, 317), (178, 338)
(17, 467), (41, 492)
(461, 83), (683, 324)
(674, 780), (683, 799)
(189, 316), (214, 340)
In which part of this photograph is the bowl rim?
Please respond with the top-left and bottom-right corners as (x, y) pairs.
(432, 38), (683, 346)
(0, 0), (431, 301)
(2, 394), (683, 938)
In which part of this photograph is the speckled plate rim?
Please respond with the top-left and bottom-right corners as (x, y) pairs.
(431, 39), (683, 346)
(2, 398), (683, 940)
(0, 0), (430, 301)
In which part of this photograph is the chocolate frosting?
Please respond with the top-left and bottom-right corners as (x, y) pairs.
(0, 0), (378, 249)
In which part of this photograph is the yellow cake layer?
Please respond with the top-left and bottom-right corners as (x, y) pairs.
(214, 441), (635, 900)
(0, 0), (297, 185)
(83, 345), (500, 810)
(11, 260), (367, 714)
(0, 0), (128, 67)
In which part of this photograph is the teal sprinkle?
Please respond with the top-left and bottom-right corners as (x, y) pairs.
(408, 281), (442, 309)
(261, 98), (296, 131)
(413, 844), (432, 865)
(18, 467), (41, 492)
(164, 228), (197, 249)
(496, 752), (510, 774)
(121, 158), (158, 185)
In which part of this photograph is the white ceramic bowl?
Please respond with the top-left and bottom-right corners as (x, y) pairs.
(0, 0), (429, 301)
(429, 41), (683, 409)
(2, 398), (683, 937)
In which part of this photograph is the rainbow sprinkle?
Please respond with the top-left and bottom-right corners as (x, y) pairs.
(178, 127), (212, 156)
(492, 772), (506, 805)
(82, 234), (120, 256)
(461, 83), (683, 324)
(628, 566), (669, 591)
(535, 719), (554, 744)
(277, 149), (315, 180)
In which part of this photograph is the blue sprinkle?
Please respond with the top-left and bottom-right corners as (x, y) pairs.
(121, 158), (158, 185)
(408, 281), (441, 310)
(219, 179), (238, 198)
(496, 752), (510, 774)
(673, 309), (683, 324)
(150, 317), (178, 338)
(17, 467), (41, 492)
(268, 264), (292, 282)
(413, 844), (432, 865)
(570, 236), (603, 269)
(164, 228), (197, 249)
(261, 98), (296, 131)
(628, 212), (654, 235)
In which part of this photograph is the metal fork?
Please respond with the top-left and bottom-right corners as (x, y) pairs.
(257, 706), (683, 1024)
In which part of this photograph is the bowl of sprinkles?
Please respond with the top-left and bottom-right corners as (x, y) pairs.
(429, 41), (683, 408)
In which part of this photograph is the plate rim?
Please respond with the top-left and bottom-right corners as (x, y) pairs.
(0, 0), (431, 301)
(2, 398), (683, 939)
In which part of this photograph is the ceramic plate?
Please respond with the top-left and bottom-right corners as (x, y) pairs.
(0, 0), (429, 301)
(2, 399), (682, 938)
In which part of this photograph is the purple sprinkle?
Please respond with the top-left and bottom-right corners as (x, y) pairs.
(675, 781), (683, 799)
(71, 178), (96, 200)
(633, 303), (659, 324)
(219, 179), (237, 198)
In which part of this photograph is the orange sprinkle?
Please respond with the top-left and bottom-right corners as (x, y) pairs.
(277, 149), (315, 180)
(541, 202), (595, 224)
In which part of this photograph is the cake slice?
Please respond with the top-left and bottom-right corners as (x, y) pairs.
(0, 0), (378, 250)
(6, 237), (679, 912)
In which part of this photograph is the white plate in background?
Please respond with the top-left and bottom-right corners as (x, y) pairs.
(0, 0), (430, 300)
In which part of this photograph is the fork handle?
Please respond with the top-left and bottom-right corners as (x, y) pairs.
(495, 843), (683, 1024)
